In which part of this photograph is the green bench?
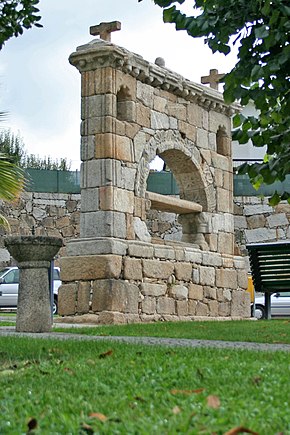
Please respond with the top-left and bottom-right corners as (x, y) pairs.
(247, 241), (290, 319)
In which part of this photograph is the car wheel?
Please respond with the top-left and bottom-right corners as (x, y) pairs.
(52, 297), (58, 315)
(254, 304), (265, 320)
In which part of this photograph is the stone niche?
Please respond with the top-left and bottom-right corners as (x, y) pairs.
(58, 35), (250, 323)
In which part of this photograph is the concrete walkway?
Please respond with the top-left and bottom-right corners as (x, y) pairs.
(1, 325), (290, 353)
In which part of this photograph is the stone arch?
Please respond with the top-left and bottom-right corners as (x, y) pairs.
(135, 130), (216, 212)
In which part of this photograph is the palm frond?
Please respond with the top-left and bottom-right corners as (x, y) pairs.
(0, 153), (25, 201)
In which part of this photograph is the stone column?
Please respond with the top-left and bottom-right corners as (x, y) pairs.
(5, 236), (63, 332)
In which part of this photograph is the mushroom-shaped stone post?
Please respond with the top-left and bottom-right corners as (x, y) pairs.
(4, 236), (63, 333)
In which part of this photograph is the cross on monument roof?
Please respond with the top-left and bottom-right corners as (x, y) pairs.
(201, 69), (225, 91)
(90, 21), (121, 42)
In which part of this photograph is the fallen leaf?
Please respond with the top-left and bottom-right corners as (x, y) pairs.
(89, 412), (107, 422)
(224, 426), (259, 435)
(81, 423), (94, 434)
(170, 388), (205, 395)
(252, 376), (262, 385)
(27, 417), (38, 432)
(207, 395), (221, 409)
(64, 367), (74, 375)
(134, 396), (146, 402)
(99, 349), (113, 359)
(172, 406), (181, 415)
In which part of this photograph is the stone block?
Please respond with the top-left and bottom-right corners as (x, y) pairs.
(81, 159), (122, 189)
(134, 217), (151, 242)
(208, 300), (218, 316)
(61, 254), (122, 281)
(98, 311), (127, 324)
(216, 188), (231, 213)
(188, 300), (197, 315)
(143, 259), (174, 279)
(204, 286), (217, 300)
(92, 279), (139, 313)
(245, 228), (276, 244)
(218, 232), (234, 255)
(216, 268), (237, 289)
(199, 266), (215, 286)
(81, 135), (95, 161)
(124, 258), (143, 280)
(231, 290), (251, 317)
(247, 215), (266, 229)
(121, 167), (136, 191)
(81, 94), (116, 119)
(58, 284), (77, 316)
(234, 215), (247, 229)
(187, 104), (202, 127)
(142, 297), (156, 314)
(151, 111), (170, 129)
(81, 188), (99, 212)
(80, 211), (126, 239)
(218, 302), (231, 317)
(140, 283), (167, 297)
(126, 213), (135, 240)
(154, 96), (167, 113)
(169, 284), (188, 300)
(192, 267), (200, 284)
(243, 204), (273, 216)
(76, 281), (91, 314)
(179, 121), (197, 142)
(95, 133), (133, 162)
(154, 245), (175, 260)
(137, 82), (154, 107)
(237, 269), (248, 290)
(176, 300), (188, 316)
(174, 262), (192, 281)
(136, 104), (151, 128)
(188, 283), (203, 300)
(99, 186), (134, 214)
(184, 248), (202, 264)
(156, 297), (175, 315)
(195, 301), (209, 316)
(128, 241), (154, 258)
(202, 252), (222, 267)
(67, 237), (128, 256)
(266, 214), (288, 227)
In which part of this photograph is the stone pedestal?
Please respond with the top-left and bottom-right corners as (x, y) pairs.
(4, 236), (63, 332)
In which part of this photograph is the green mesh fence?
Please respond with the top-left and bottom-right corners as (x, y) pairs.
(25, 168), (81, 193)
(24, 168), (290, 197)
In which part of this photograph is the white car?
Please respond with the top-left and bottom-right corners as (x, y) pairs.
(0, 266), (61, 314)
(253, 292), (290, 319)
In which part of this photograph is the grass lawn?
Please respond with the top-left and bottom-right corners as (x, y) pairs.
(0, 336), (289, 434)
(55, 319), (290, 344)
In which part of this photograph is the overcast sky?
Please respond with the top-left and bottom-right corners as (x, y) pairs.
(0, 0), (239, 170)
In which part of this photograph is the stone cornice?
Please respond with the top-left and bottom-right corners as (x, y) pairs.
(69, 39), (239, 115)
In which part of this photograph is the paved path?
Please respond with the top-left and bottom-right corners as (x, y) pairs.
(1, 326), (289, 352)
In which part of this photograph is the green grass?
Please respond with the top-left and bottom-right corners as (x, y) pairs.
(0, 337), (289, 434)
(55, 319), (290, 344)
(0, 322), (15, 326)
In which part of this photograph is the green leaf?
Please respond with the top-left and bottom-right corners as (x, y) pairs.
(269, 192), (281, 206)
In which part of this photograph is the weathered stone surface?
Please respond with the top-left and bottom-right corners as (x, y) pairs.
(208, 300), (218, 316)
(67, 238), (127, 257)
(231, 290), (251, 317)
(188, 299), (197, 315)
(266, 213), (288, 227)
(133, 217), (151, 243)
(237, 269), (248, 289)
(176, 300), (188, 316)
(154, 245), (175, 260)
(142, 297), (156, 314)
(97, 311), (127, 324)
(61, 255), (122, 281)
(80, 210), (126, 239)
(245, 228), (276, 244)
(174, 262), (192, 281)
(195, 301), (209, 316)
(76, 281), (90, 314)
(92, 279), (139, 313)
(99, 186), (134, 213)
(218, 302), (231, 317)
(143, 259), (174, 279)
(128, 241), (154, 258)
(199, 266), (215, 286)
(156, 297), (175, 314)
(169, 284), (188, 300)
(188, 283), (203, 300)
(216, 268), (237, 289)
(204, 286), (217, 300)
(140, 283), (167, 297)
(58, 284), (77, 316)
(124, 258), (143, 280)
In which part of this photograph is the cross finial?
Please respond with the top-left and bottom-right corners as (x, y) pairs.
(201, 69), (225, 91)
(90, 21), (121, 42)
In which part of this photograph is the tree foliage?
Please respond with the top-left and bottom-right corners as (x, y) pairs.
(0, 0), (42, 50)
(0, 129), (71, 170)
(140, 0), (290, 204)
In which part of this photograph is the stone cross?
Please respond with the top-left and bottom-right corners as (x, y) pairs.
(90, 21), (121, 42)
(201, 69), (225, 91)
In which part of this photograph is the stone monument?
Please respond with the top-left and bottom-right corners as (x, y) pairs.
(58, 21), (250, 323)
